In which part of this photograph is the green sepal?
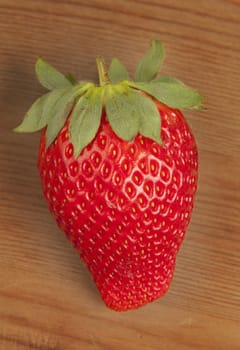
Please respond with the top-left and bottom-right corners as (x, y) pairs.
(153, 75), (184, 84)
(14, 39), (203, 157)
(135, 39), (164, 82)
(65, 73), (78, 85)
(105, 86), (140, 141)
(35, 58), (73, 90)
(105, 86), (162, 144)
(108, 58), (129, 83)
(14, 92), (51, 132)
(129, 80), (203, 109)
(45, 86), (82, 147)
(132, 90), (162, 144)
(69, 88), (102, 158)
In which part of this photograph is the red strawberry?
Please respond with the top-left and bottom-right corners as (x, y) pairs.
(15, 40), (202, 311)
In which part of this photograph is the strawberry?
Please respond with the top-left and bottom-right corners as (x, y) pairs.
(15, 40), (203, 311)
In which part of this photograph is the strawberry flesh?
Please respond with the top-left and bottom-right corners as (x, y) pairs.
(38, 101), (198, 311)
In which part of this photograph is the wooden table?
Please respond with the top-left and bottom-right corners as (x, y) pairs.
(1, 1), (240, 349)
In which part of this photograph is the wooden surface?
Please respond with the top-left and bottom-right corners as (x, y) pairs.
(1, 0), (240, 349)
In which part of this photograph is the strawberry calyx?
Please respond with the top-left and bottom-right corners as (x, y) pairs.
(14, 39), (203, 158)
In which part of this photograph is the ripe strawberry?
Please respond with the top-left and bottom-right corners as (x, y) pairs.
(15, 40), (202, 311)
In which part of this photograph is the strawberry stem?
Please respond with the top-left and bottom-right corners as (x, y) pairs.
(96, 56), (110, 86)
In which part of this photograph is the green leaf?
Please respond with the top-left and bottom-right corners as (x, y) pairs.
(65, 73), (78, 85)
(131, 81), (203, 109)
(153, 75), (184, 84)
(131, 91), (162, 144)
(14, 93), (51, 132)
(105, 88), (140, 141)
(43, 89), (68, 119)
(135, 39), (164, 82)
(105, 87), (161, 144)
(69, 89), (102, 157)
(35, 58), (73, 90)
(109, 58), (129, 83)
(45, 87), (79, 147)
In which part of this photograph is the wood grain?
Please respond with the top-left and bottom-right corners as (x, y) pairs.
(1, 0), (240, 349)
